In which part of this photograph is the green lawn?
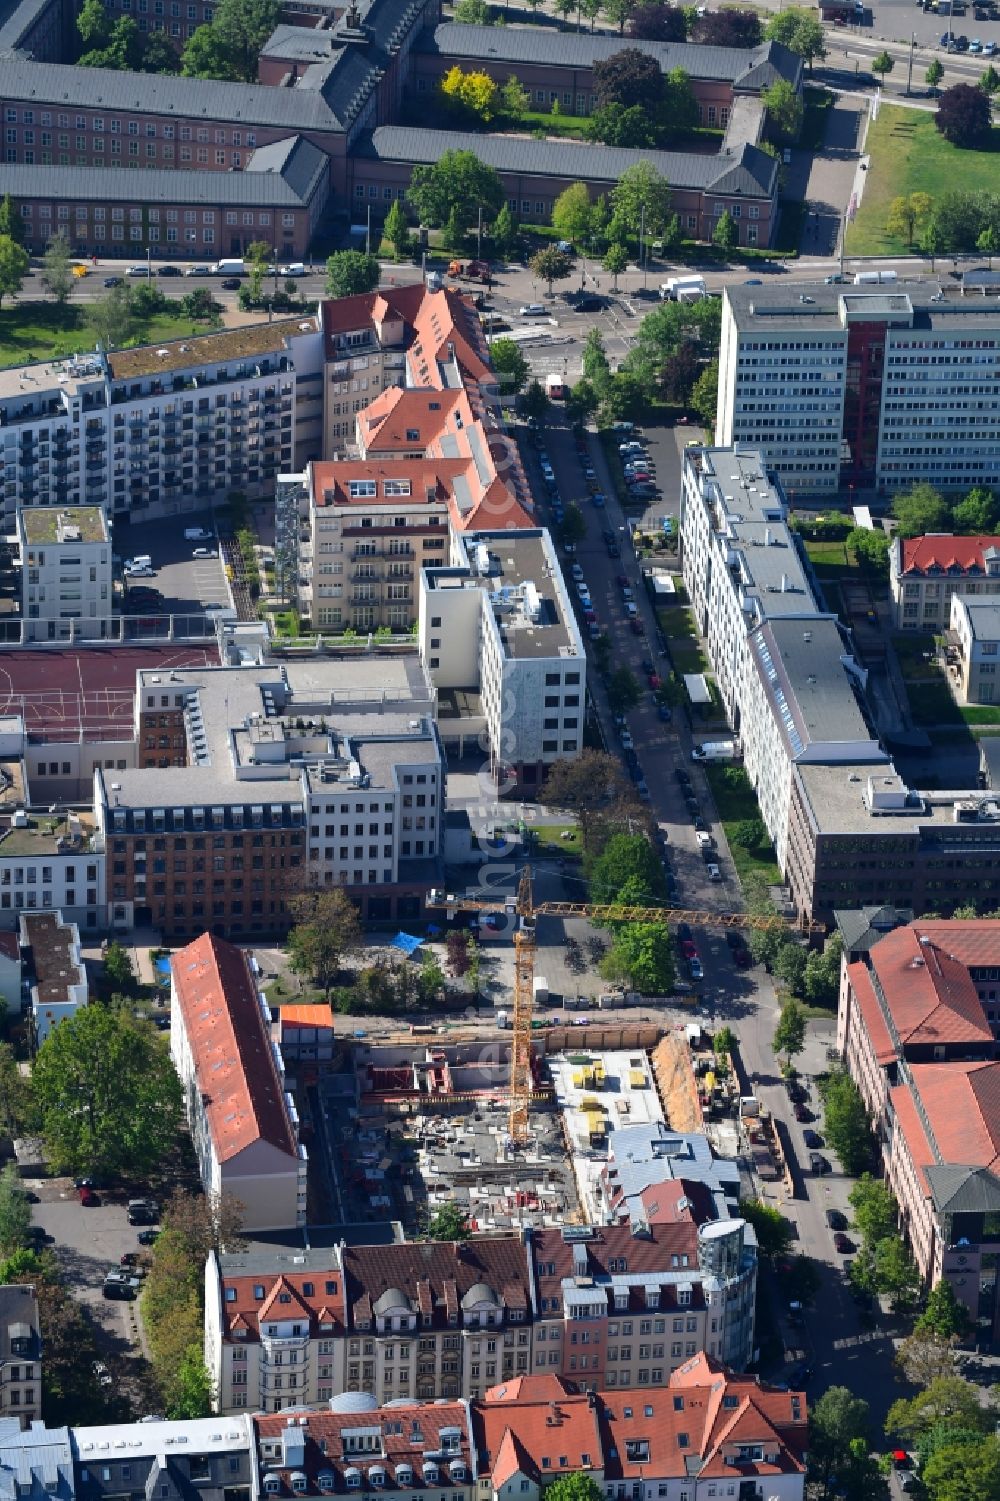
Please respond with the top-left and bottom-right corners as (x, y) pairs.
(658, 606), (708, 676)
(802, 537), (856, 576)
(703, 763), (783, 887)
(847, 105), (1000, 257)
(0, 299), (221, 369)
(533, 821), (582, 855)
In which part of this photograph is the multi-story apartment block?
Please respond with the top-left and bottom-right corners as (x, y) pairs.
(420, 528), (585, 792)
(16, 506), (111, 643)
(946, 596), (1000, 704)
(205, 1236), (534, 1414)
(717, 280), (1000, 495)
(72, 1416), (255, 1501)
(288, 461), (450, 633)
(255, 1402), (475, 1501)
(837, 918), (1000, 1339)
(96, 654), (442, 937)
(0, 320), (322, 528)
(890, 533), (1000, 631)
(0, 1286), (42, 1428)
(171, 932), (308, 1231)
(530, 1220), (756, 1386)
(0, 810), (105, 934)
(20, 910), (88, 1047)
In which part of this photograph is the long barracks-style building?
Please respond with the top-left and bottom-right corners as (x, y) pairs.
(0, 0), (800, 251)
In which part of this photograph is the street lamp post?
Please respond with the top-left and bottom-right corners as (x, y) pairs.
(906, 30), (915, 94)
(639, 201), (647, 291)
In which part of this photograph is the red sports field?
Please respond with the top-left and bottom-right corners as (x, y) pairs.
(0, 646), (218, 740)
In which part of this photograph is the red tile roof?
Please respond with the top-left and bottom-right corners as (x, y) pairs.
(898, 535), (1000, 576)
(218, 1261), (345, 1340)
(475, 1387), (602, 1488)
(868, 927), (993, 1051)
(847, 961), (897, 1066)
(889, 1081), (935, 1195)
(171, 933), (298, 1165)
(277, 1004), (335, 1029)
(340, 1236), (531, 1332)
(321, 283), (427, 353)
(0, 932), (20, 963)
(532, 1224), (701, 1314)
(909, 1061), (1000, 1173)
(357, 388), (465, 454)
(907, 919), (1000, 973)
(255, 1402), (472, 1495)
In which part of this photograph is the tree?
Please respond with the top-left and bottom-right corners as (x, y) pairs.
(0, 1043), (33, 1138)
(0, 194), (25, 246)
(36, 1275), (114, 1424)
(582, 327), (611, 391)
(764, 6), (826, 68)
(181, 286), (222, 322)
(980, 63), (1000, 95)
(603, 0), (635, 33)
(732, 817), (767, 851)
(559, 503), (587, 548)
(954, 484), (997, 531)
(91, 282), (134, 351)
(32, 1004), (182, 1178)
(872, 48), (895, 78)
(141, 27), (180, 71)
(802, 933), (842, 1008)
(489, 337), (530, 394)
(887, 1375), (990, 1442)
(443, 206), (465, 253)
(593, 48), (664, 112)
(492, 201), (519, 258)
(521, 380), (549, 424)
(244, 239), (271, 303)
(978, 225), (1000, 268)
(181, 23), (237, 78)
(694, 7), (761, 45)
(874, 1234), (922, 1312)
(763, 78), (804, 143)
(690, 357), (718, 431)
(773, 994), (806, 1064)
(441, 65), (499, 122)
(453, 0), (490, 21)
(600, 921), (674, 993)
(0, 1163), (31, 1256)
(809, 1387), (873, 1497)
(286, 886), (362, 1001)
(588, 832), (664, 904)
(847, 525), (891, 574)
(926, 58), (945, 95)
(500, 75), (530, 120)
(661, 339), (700, 404)
(544, 1476), (604, 1501)
(893, 481), (949, 537)
(102, 940), (135, 993)
(712, 210), (738, 252)
(76, 0), (111, 49)
(162, 1187), (246, 1262)
(923, 1439), (1000, 1501)
(823, 1071), (873, 1174)
(896, 1330), (961, 1389)
(426, 1203), (471, 1240)
(168, 1348), (213, 1419)
(916, 1280), (973, 1342)
(737, 1198), (793, 1260)
(936, 83), (993, 148)
(552, 183), (594, 246)
(0, 236), (28, 309)
(886, 192), (933, 248)
(542, 750), (635, 852)
(603, 242), (629, 290)
(408, 150), (504, 233)
(611, 162), (672, 241)
(661, 66), (699, 138)
(530, 246), (573, 294)
(40, 232), (74, 309)
(206, 0), (279, 80)
(628, 1), (686, 39)
(325, 251), (380, 300)
(848, 1173), (898, 1245)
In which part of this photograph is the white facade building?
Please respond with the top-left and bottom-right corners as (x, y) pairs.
(717, 280), (1000, 496)
(0, 810), (106, 934)
(17, 506), (111, 643)
(679, 446), (887, 867)
(20, 910), (88, 1046)
(419, 529), (585, 793)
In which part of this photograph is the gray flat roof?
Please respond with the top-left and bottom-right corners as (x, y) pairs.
(474, 529), (581, 661)
(794, 761), (1000, 837)
(362, 126), (776, 197)
(0, 137), (327, 207)
(418, 23), (802, 89)
(725, 279), (1000, 335)
(957, 599), (1000, 641)
(753, 616), (877, 754)
(262, 24), (343, 61)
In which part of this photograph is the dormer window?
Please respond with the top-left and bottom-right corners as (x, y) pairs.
(254, 1285), (265, 1300)
(264, 1478), (280, 1495)
(291, 1477), (307, 1494)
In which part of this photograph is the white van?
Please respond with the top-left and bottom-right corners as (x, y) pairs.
(280, 262), (306, 277)
(184, 527), (211, 541)
(124, 555), (152, 574)
(853, 269), (898, 285)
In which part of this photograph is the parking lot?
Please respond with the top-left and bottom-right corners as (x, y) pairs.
(28, 1178), (151, 1346)
(119, 515), (232, 614)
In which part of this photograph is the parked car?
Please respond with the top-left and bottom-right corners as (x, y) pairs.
(810, 1152), (831, 1175)
(734, 947), (752, 968)
(834, 1231), (853, 1253)
(137, 1228), (160, 1246)
(103, 276), (122, 288)
(192, 547), (218, 558)
(793, 1101), (811, 1122)
(689, 957), (704, 980)
(825, 1209), (847, 1231)
(519, 303), (545, 317)
(221, 277), (242, 290)
(803, 1128), (824, 1149)
(79, 1186), (99, 1206)
(157, 265), (182, 277)
(706, 863), (722, 881)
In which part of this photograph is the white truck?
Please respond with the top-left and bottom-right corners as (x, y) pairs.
(212, 258), (246, 276)
(691, 739), (737, 762)
(853, 269), (898, 285)
(660, 275), (707, 303)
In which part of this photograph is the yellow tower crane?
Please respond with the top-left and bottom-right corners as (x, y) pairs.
(427, 869), (821, 1145)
